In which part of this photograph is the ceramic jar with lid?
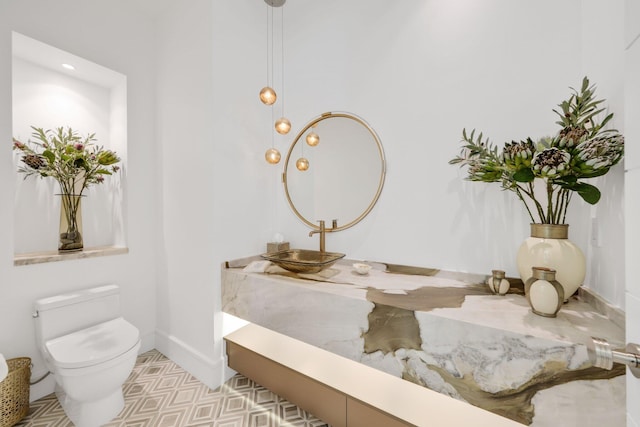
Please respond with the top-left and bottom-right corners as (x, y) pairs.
(525, 266), (564, 317)
(488, 269), (510, 295)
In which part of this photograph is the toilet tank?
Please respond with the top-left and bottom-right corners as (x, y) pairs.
(34, 284), (122, 344)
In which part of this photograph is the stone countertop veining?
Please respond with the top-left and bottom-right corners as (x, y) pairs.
(222, 257), (626, 426)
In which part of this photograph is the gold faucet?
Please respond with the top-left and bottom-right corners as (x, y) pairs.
(309, 220), (326, 252)
(308, 219), (337, 253)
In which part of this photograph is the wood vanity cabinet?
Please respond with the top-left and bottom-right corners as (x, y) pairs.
(225, 332), (413, 427)
(225, 340), (348, 427)
(346, 397), (414, 427)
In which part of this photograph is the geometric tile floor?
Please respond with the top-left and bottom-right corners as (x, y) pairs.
(15, 349), (330, 427)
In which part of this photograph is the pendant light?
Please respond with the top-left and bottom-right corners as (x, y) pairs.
(296, 134), (309, 172)
(259, 3), (276, 105)
(274, 3), (291, 135)
(261, 0), (288, 164)
(265, 78), (281, 163)
(296, 157), (309, 171)
(265, 147), (281, 164)
(306, 131), (320, 147)
(260, 87), (276, 106)
(275, 117), (291, 135)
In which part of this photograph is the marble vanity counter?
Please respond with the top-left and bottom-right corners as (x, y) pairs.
(222, 257), (625, 426)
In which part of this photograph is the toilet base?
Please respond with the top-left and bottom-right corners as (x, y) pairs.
(55, 383), (125, 427)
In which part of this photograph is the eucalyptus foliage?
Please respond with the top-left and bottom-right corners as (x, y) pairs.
(450, 77), (624, 225)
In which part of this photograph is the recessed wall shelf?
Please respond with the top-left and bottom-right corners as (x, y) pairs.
(12, 32), (128, 257)
(14, 246), (128, 266)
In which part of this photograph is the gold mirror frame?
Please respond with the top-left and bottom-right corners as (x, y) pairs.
(282, 111), (386, 232)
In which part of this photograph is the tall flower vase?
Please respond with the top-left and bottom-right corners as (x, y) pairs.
(58, 194), (83, 252)
(516, 224), (585, 301)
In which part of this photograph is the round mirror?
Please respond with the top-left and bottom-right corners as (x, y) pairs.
(283, 112), (386, 231)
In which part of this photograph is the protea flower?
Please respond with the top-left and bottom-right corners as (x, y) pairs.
(532, 147), (571, 179)
(22, 154), (46, 170)
(503, 139), (534, 170)
(97, 150), (120, 165)
(558, 126), (588, 148)
(573, 134), (624, 176)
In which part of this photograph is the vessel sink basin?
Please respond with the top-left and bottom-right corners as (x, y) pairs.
(261, 249), (346, 274)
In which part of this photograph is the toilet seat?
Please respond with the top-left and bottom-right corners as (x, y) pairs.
(45, 317), (140, 369)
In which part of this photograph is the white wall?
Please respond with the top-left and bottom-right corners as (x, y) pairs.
(154, 0), (274, 388)
(580, 0), (626, 309)
(0, 0), (158, 400)
(624, 0), (640, 423)
(271, 0), (625, 309)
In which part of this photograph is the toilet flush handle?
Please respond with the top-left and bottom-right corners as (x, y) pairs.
(588, 336), (640, 378)
(32, 311), (39, 318)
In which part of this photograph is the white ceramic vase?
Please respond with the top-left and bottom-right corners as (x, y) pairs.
(516, 224), (585, 301)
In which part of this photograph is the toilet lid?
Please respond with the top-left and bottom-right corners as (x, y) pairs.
(46, 317), (140, 369)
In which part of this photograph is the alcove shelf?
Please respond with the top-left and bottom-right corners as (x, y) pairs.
(14, 246), (128, 266)
(11, 32), (128, 262)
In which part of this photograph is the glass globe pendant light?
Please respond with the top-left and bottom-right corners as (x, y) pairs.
(266, 98), (281, 164)
(259, 87), (276, 105)
(306, 131), (319, 146)
(265, 147), (281, 164)
(259, 1), (277, 106)
(273, 3), (291, 135)
(296, 140), (309, 171)
(296, 157), (309, 171)
(275, 117), (291, 135)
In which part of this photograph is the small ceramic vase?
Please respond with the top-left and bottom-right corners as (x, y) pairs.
(525, 267), (564, 317)
(488, 269), (510, 295)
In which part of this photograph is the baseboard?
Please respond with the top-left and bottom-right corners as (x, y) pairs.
(154, 329), (226, 390)
(139, 330), (156, 354)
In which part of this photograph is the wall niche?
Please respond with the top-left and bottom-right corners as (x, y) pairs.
(12, 32), (127, 259)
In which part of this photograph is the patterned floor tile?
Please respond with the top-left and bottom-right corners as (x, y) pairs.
(14, 350), (330, 427)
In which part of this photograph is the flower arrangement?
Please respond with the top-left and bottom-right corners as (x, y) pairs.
(450, 77), (624, 225)
(13, 126), (120, 250)
(13, 126), (120, 194)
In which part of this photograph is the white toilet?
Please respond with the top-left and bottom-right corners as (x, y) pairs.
(34, 284), (141, 427)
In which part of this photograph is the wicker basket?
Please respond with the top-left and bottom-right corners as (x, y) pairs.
(1, 357), (31, 427)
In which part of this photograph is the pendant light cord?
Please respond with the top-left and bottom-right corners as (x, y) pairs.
(265, 3), (269, 87)
(270, 6), (274, 89)
(269, 4), (275, 148)
(281, 6), (285, 116)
